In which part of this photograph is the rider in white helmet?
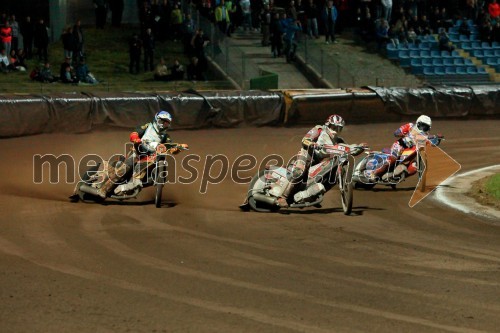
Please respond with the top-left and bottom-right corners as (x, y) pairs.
(97, 110), (188, 198)
(276, 114), (347, 207)
(369, 114), (436, 180)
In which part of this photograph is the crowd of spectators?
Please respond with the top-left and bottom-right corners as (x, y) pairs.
(1, 0), (500, 85)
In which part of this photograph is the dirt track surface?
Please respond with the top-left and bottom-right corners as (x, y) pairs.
(1, 120), (500, 333)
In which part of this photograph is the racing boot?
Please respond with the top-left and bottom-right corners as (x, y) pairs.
(96, 162), (129, 199)
(114, 178), (142, 195)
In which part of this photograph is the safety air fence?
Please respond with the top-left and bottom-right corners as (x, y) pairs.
(0, 85), (499, 138)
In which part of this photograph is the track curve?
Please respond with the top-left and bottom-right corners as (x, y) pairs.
(1, 120), (499, 332)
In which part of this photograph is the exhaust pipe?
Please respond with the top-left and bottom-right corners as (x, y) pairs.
(252, 193), (278, 206)
(79, 184), (102, 197)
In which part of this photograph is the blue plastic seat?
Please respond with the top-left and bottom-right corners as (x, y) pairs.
(464, 58), (474, 66)
(456, 66), (467, 74)
(408, 43), (419, 51)
(423, 67), (435, 76)
(434, 66), (446, 75)
(445, 66), (457, 74)
(430, 50), (441, 58)
(483, 49), (495, 58)
(455, 19), (463, 27)
(486, 57), (497, 66)
(419, 50), (431, 58)
(386, 43), (400, 60)
(481, 42), (492, 49)
(451, 50), (460, 59)
(477, 67), (488, 74)
(473, 49), (484, 58)
(459, 34), (469, 42)
(466, 66), (478, 74)
(495, 49), (500, 56)
(453, 58), (465, 66)
(441, 50), (451, 58)
(443, 58), (454, 66)
(471, 41), (482, 50)
(419, 42), (431, 50)
(461, 42), (472, 51)
(422, 58), (433, 66)
(492, 41), (500, 49)
(432, 58), (444, 66)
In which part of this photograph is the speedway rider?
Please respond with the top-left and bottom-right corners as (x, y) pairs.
(368, 114), (442, 180)
(277, 114), (363, 207)
(97, 110), (188, 198)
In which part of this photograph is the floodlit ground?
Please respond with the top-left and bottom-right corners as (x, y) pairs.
(1, 120), (499, 332)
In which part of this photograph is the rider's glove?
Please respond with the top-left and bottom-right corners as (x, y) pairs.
(156, 144), (167, 154)
(179, 143), (189, 150)
(168, 147), (181, 155)
(132, 138), (142, 144)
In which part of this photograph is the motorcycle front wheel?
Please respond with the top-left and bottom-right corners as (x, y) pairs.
(155, 162), (166, 208)
(339, 163), (353, 215)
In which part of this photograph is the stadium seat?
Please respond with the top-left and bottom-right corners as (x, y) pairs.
(481, 42), (492, 49)
(456, 66), (467, 74)
(419, 42), (431, 50)
(445, 66), (457, 74)
(464, 58), (474, 66)
(435, 66), (446, 75)
(422, 58), (433, 66)
(492, 41), (500, 50)
(441, 50), (451, 58)
(473, 49), (484, 58)
(495, 49), (500, 56)
(386, 43), (400, 60)
(486, 57), (498, 66)
(471, 41), (482, 50)
(430, 50), (441, 58)
(466, 66), (478, 74)
(419, 50), (431, 58)
(443, 58), (454, 66)
(432, 58), (444, 66)
(453, 58), (465, 66)
(423, 67), (435, 76)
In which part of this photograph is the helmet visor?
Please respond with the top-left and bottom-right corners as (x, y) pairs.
(329, 124), (343, 133)
(417, 122), (430, 132)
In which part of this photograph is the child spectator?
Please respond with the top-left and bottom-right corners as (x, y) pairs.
(38, 62), (57, 82)
(169, 59), (185, 80)
(154, 57), (169, 81)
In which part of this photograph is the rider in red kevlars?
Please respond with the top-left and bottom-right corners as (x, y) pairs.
(276, 114), (347, 207)
(96, 110), (188, 198)
(369, 114), (439, 180)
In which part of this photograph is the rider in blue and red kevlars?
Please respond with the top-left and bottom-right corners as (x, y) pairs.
(368, 114), (442, 180)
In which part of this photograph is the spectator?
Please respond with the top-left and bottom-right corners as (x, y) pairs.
(270, 11), (284, 57)
(59, 57), (77, 83)
(489, 0), (500, 22)
(375, 18), (390, 49)
(419, 14), (432, 36)
(438, 28), (455, 52)
(75, 57), (98, 84)
(9, 15), (19, 53)
(459, 19), (471, 38)
(322, 0), (338, 44)
(191, 28), (209, 72)
(0, 21), (12, 58)
(153, 57), (169, 81)
(61, 26), (76, 60)
(142, 27), (155, 71)
(305, 0), (319, 39)
(34, 18), (49, 62)
(215, 0), (231, 37)
(15, 48), (28, 70)
(260, 3), (272, 45)
(169, 59), (185, 80)
(187, 56), (205, 81)
(129, 33), (142, 74)
(94, 0), (108, 29)
(38, 62), (57, 82)
(381, 0), (392, 23)
(170, 3), (183, 41)
(109, 0), (125, 27)
(72, 19), (84, 64)
(282, 18), (302, 62)
(240, 0), (253, 31)
(20, 16), (34, 59)
(182, 13), (196, 53)
(0, 49), (9, 72)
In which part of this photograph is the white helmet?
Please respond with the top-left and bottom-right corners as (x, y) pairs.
(416, 115), (432, 133)
(155, 110), (172, 130)
(325, 114), (345, 133)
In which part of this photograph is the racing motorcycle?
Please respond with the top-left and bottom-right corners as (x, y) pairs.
(239, 143), (368, 214)
(352, 133), (443, 190)
(71, 142), (188, 208)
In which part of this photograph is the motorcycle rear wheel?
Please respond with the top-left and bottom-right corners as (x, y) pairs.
(248, 170), (279, 213)
(339, 163), (353, 215)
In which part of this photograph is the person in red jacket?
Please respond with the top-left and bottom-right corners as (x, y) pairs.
(489, 0), (500, 20)
(0, 21), (12, 59)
